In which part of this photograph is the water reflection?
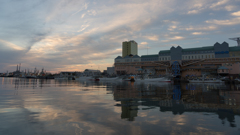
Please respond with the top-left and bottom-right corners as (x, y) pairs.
(0, 77), (240, 134)
(112, 81), (240, 128)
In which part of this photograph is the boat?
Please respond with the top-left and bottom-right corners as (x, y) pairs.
(54, 76), (68, 80)
(188, 75), (223, 83)
(74, 76), (94, 80)
(98, 77), (121, 81)
(234, 78), (240, 83)
(54, 74), (68, 80)
(122, 76), (135, 81)
(135, 76), (172, 82)
(134, 73), (172, 82)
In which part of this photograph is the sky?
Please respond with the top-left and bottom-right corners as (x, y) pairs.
(0, 0), (240, 73)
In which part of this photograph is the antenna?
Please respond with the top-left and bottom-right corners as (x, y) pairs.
(147, 44), (148, 55)
(229, 37), (240, 46)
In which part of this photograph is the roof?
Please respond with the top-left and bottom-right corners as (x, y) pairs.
(84, 69), (101, 72)
(141, 54), (159, 58)
(159, 50), (170, 54)
(182, 46), (214, 52)
(218, 66), (228, 70)
(229, 46), (240, 52)
(132, 55), (140, 58)
(115, 56), (122, 59)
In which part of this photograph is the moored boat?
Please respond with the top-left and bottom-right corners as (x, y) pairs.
(135, 76), (172, 82)
(74, 76), (94, 80)
(98, 77), (121, 81)
(188, 78), (223, 83)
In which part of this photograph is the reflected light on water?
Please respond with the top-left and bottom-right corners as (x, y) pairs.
(0, 77), (240, 134)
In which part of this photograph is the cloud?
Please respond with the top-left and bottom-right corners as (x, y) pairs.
(140, 42), (148, 45)
(138, 42), (149, 49)
(81, 14), (86, 18)
(143, 35), (159, 41)
(231, 11), (240, 16)
(181, 25), (218, 31)
(78, 25), (90, 32)
(210, 0), (229, 9)
(187, 10), (200, 14)
(87, 10), (96, 16)
(0, 39), (25, 51)
(206, 17), (240, 25)
(161, 36), (185, 42)
(168, 25), (178, 31)
(225, 5), (237, 11)
(192, 32), (205, 35)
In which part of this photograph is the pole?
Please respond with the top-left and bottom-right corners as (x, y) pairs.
(147, 44), (148, 55)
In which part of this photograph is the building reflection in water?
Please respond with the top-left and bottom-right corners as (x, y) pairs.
(113, 81), (240, 127)
(2, 78), (240, 127)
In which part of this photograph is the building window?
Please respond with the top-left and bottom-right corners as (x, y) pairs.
(189, 56), (190, 59)
(222, 69), (224, 72)
(192, 56), (194, 59)
(202, 55), (203, 58)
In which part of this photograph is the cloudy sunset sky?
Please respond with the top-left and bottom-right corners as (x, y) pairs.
(1, 0), (240, 73)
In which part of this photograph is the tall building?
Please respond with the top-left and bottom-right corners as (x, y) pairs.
(122, 40), (138, 57)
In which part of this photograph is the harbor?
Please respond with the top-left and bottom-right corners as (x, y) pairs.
(1, 0), (240, 134)
(1, 64), (240, 85)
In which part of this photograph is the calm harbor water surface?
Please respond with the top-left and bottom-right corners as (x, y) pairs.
(0, 77), (240, 135)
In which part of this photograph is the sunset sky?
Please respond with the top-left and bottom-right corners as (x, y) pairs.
(1, 0), (240, 73)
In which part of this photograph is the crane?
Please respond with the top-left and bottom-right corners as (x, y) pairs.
(229, 37), (240, 46)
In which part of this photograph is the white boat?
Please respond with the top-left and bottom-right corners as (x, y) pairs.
(188, 74), (223, 83)
(234, 78), (240, 83)
(134, 73), (172, 82)
(135, 77), (172, 82)
(54, 76), (68, 80)
(189, 78), (223, 83)
(74, 76), (95, 80)
(98, 77), (121, 81)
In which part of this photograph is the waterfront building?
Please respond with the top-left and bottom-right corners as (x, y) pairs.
(83, 69), (101, 76)
(59, 72), (79, 76)
(114, 41), (240, 78)
(107, 67), (115, 75)
(122, 40), (138, 58)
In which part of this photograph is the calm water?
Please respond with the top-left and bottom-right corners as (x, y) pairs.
(0, 77), (240, 135)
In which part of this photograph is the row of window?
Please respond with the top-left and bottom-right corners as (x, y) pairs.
(159, 57), (171, 61)
(142, 58), (158, 61)
(116, 67), (125, 69)
(116, 54), (217, 62)
(159, 51), (215, 56)
(183, 51), (214, 54)
(182, 54), (214, 60)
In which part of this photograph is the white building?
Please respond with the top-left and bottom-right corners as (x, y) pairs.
(83, 69), (101, 76)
